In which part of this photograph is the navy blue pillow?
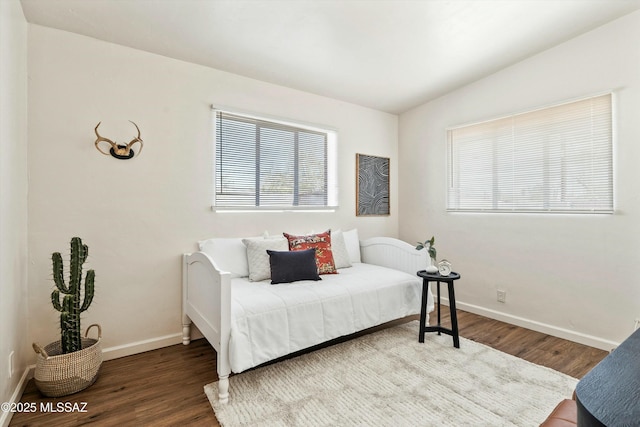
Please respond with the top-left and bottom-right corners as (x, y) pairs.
(267, 249), (322, 284)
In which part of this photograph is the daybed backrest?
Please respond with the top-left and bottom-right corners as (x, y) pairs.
(197, 229), (362, 278)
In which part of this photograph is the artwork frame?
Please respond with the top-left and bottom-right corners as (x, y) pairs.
(356, 153), (390, 216)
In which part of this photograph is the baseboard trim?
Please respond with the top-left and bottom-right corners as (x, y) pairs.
(102, 333), (184, 361)
(447, 299), (618, 351)
(1, 366), (32, 427)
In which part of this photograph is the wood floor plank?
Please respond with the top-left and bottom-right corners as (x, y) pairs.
(9, 309), (607, 426)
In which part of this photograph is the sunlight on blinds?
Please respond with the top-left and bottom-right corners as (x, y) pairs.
(214, 110), (337, 210)
(447, 94), (613, 214)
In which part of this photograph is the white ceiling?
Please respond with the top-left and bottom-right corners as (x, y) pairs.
(19, 0), (640, 114)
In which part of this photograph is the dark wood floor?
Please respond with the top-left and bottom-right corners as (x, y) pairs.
(10, 309), (608, 426)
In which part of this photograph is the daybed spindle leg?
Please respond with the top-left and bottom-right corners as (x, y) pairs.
(182, 319), (191, 345)
(218, 375), (229, 403)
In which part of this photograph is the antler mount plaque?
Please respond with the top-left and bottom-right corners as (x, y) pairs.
(94, 121), (143, 160)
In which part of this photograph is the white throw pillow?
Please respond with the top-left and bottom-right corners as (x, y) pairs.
(198, 238), (250, 278)
(331, 230), (352, 269)
(342, 229), (361, 263)
(243, 237), (289, 281)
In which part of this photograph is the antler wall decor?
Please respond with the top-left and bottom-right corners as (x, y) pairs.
(94, 121), (143, 159)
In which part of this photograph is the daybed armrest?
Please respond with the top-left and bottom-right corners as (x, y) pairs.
(182, 251), (232, 402)
(360, 237), (427, 276)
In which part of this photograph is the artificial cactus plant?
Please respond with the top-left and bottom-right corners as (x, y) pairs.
(51, 237), (95, 354)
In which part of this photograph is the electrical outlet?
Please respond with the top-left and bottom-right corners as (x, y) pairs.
(497, 290), (506, 303)
(8, 351), (14, 378)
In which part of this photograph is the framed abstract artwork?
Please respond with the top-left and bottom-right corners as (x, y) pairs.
(356, 154), (390, 216)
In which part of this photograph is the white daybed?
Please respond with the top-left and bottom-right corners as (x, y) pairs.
(182, 231), (434, 403)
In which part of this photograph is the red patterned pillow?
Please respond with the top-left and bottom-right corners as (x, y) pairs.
(283, 230), (337, 275)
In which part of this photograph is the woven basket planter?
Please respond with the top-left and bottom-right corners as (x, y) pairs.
(32, 324), (103, 397)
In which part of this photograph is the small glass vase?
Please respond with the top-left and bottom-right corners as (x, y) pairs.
(425, 257), (438, 273)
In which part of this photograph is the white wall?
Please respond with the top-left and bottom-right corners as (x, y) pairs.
(26, 25), (399, 356)
(399, 11), (640, 349)
(0, 0), (29, 422)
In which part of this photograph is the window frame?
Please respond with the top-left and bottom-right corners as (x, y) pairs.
(212, 107), (338, 212)
(446, 93), (614, 214)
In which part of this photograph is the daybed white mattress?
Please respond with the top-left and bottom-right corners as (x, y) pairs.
(229, 263), (423, 373)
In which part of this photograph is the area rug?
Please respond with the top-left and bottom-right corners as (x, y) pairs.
(205, 321), (577, 426)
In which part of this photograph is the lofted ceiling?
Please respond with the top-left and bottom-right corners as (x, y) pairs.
(19, 0), (640, 114)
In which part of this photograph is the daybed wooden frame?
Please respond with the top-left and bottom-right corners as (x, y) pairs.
(182, 236), (427, 403)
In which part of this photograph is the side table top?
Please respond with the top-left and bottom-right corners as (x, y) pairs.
(417, 270), (461, 280)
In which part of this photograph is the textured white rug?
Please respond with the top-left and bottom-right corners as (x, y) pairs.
(205, 321), (576, 426)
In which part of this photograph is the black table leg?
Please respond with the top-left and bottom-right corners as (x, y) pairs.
(447, 281), (460, 348)
(418, 280), (428, 343)
(436, 281), (441, 335)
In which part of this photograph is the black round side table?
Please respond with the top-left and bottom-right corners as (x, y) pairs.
(417, 270), (461, 348)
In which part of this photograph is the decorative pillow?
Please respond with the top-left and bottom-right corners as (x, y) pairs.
(267, 249), (321, 284)
(198, 237), (251, 278)
(331, 230), (352, 269)
(242, 237), (289, 281)
(283, 230), (337, 274)
(342, 229), (361, 263)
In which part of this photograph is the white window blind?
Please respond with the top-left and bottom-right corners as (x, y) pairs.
(214, 110), (337, 210)
(447, 93), (613, 213)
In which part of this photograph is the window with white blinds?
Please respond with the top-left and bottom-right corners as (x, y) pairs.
(447, 93), (613, 214)
(214, 110), (337, 210)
